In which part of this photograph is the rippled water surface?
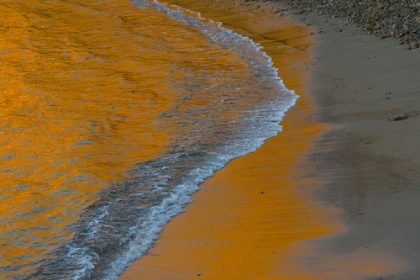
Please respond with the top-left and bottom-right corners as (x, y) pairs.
(0, 0), (296, 278)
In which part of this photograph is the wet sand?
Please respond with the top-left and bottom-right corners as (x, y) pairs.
(120, 0), (420, 279)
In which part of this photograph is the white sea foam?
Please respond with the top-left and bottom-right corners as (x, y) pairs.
(65, 0), (298, 279)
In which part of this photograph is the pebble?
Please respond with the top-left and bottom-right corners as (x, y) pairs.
(271, 0), (420, 50)
(389, 113), (409, 121)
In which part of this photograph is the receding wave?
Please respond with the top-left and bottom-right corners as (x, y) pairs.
(0, 0), (297, 279)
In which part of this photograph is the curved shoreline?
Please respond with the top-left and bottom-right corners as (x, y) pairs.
(120, 0), (420, 278)
(120, 1), (339, 278)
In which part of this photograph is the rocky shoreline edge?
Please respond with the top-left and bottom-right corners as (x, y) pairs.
(267, 0), (420, 50)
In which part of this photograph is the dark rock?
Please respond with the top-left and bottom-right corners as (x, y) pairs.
(389, 113), (409, 121)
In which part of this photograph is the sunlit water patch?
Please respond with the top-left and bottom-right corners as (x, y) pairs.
(0, 0), (296, 279)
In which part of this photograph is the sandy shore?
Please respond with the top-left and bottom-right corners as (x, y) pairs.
(296, 6), (420, 279)
(120, 0), (420, 279)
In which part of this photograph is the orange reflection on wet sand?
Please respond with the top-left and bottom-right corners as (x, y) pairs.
(121, 1), (407, 279)
(120, 1), (339, 279)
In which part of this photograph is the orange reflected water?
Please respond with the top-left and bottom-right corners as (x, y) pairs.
(0, 0), (273, 277)
(121, 1), (408, 279)
(0, 0), (173, 272)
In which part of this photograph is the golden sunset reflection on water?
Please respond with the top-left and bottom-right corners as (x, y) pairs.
(0, 0), (258, 276)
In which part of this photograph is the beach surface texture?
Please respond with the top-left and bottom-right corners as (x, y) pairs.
(120, 0), (420, 279)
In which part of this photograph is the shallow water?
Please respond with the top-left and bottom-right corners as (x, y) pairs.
(0, 0), (296, 278)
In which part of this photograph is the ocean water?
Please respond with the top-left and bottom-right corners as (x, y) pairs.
(0, 0), (297, 279)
